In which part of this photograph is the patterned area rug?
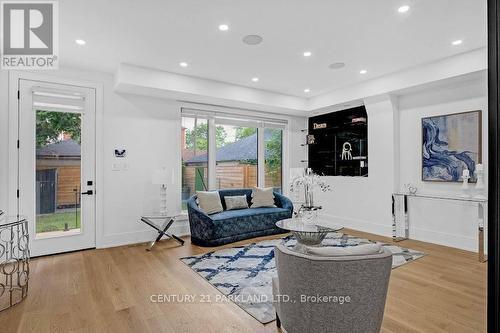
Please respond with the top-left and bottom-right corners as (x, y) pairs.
(180, 234), (425, 324)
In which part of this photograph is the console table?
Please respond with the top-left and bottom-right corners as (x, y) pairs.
(0, 212), (30, 311)
(391, 193), (487, 262)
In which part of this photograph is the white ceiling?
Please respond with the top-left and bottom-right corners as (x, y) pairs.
(59, 0), (487, 98)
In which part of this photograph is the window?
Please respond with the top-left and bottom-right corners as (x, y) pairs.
(264, 128), (283, 192)
(181, 116), (208, 209)
(181, 109), (286, 211)
(216, 125), (258, 189)
(36, 110), (81, 234)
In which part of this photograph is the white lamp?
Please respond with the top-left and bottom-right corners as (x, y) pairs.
(152, 167), (173, 215)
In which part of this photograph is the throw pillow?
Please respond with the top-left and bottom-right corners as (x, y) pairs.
(196, 191), (223, 214)
(251, 187), (276, 208)
(305, 243), (382, 256)
(224, 195), (249, 210)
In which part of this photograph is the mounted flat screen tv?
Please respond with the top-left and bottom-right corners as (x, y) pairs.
(308, 106), (368, 177)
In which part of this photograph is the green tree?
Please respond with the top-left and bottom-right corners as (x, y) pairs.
(36, 111), (81, 147)
(235, 127), (256, 140)
(185, 123), (227, 150)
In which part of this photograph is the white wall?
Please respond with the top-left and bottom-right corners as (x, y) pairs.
(0, 67), (307, 248)
(397, 76), (487, 251)
(315, 73), (487, 251)
(0, 71), (8, 212)
(316, 95), (399, 237)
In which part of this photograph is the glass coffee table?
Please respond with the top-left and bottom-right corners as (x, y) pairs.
(276, 218), (343, 250)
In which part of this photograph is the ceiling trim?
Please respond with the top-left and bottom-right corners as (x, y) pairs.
(113, 48), (487, 116)
(114, 63), (308, 116)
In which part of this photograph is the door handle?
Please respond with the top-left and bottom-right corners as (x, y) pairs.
(81, 190), (93, 195)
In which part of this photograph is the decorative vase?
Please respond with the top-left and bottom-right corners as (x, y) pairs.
(474, 164), (486, 199)
(304, 183), (314, 207)
(289, 167), (331, 218)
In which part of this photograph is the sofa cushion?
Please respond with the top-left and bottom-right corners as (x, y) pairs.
(218, 189), (252, 210)
(305, 243), (382, 256)
(211, 207), (288, 221)
(196, 191), (223, 214)
(224, 195), (249, 210)
(210, 207), (290, 239)
(251, 187), (276, 208)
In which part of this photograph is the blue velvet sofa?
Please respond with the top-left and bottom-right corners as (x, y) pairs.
(187, 189), (293, 247)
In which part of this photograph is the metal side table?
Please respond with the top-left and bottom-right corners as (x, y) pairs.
(0, 212), (30, 311)
(141, 214), (184, 251)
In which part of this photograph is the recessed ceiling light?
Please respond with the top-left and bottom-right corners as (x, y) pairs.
(303, 51), (312, 57)
(242, 35), (263, 45)
(251, 77), (259, 82)
(359, 69), (367, 74)
(304, 88), (310, 93)
(179, 62), (188, 67)
(329, 62), (346, 69)
(75, 39), (86, 45)
(218, 24), (229, 31)
(452, 39), (463, 46)
(398, 5), (410, 13)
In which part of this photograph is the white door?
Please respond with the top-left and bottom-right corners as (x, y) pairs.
(18, 79), (96, 256)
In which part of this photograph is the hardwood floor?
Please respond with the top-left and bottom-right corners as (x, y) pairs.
(0, 229), (486, 332)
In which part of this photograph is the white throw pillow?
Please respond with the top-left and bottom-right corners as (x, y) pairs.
(224, 195), (249, 211)
(196, 191), (223, 214)
(305, 244), (382, 256)
(251, 187), (276, 208)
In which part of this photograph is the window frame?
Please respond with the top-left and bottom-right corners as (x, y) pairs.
(181, 108), (288, 211)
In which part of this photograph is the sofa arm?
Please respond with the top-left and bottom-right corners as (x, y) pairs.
(187, 195), (215, 240)
(274, 192), (294, 212)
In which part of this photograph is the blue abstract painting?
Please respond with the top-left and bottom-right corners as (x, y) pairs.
(422, 111), (481, 182)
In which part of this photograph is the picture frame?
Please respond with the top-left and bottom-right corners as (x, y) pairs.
(421, 110), (482, 182)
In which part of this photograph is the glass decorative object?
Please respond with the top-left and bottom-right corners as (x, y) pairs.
(290, 168), (332, 223)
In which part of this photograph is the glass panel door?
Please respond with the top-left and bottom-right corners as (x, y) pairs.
(264, 128), (283, 192)
(18, 79), (96, 256)
(181, 116), (209, 209)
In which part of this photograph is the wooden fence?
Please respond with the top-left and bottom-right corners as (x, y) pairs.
(183, 162), (281, 197)
(36, 164), (81, 211)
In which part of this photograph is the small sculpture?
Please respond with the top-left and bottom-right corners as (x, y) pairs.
(341, 142), (353, 160)
(404, 183), (418, 195)
(461, 169), (471, 198)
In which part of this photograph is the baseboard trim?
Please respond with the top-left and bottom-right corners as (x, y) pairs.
(410, 226), (478, 252)
(97, 220), (191, 249)
(318, 213), (393, 237)
(318, 213), (480, 252)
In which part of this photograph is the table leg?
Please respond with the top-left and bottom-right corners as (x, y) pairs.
(478, 202), (487, 263)
(392, 194), (409, 242)
(169, 233), (185, 245)
(143, 217), (184, 251)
